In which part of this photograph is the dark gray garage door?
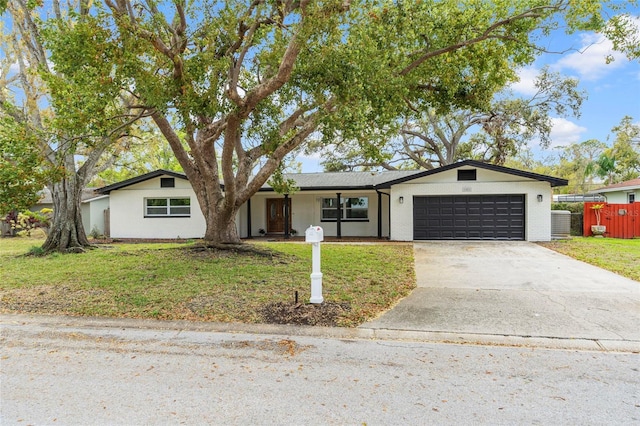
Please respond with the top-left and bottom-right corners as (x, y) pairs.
(413, 195), (525, 240)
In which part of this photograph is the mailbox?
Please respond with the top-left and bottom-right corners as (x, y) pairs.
(305, 225), (324, 243)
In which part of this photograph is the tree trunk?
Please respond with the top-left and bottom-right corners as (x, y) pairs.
(203, 204), (241, 246)
(41, 177), (91, 253)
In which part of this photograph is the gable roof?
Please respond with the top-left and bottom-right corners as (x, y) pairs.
(375, 160), (568, 188)
(591, 178), (640, 193)
(97, 169), (188, 194)
(96, 168), (423, 194)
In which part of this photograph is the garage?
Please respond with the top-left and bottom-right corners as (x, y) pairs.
(413, 194), (525, 240)
(382, 160), (568, 242)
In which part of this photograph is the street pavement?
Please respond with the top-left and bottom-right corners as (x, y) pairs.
(363, 242), (640, 352)
(1, 315), (639, 425)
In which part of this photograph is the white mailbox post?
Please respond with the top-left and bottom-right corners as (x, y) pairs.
(305, 225), (324, 304)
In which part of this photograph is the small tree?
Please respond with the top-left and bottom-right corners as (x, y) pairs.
(591, 203), (605, 226)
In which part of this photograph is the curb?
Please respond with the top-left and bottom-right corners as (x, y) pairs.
(3, 313), (639, 353)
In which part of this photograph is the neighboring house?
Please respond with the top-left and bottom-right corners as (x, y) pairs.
(590, 178), (640, 204)
(30, 188), (108, 236)
(96, 160), (567, 242)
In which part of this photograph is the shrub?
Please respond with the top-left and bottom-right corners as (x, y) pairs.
(4, 209), (52, 237)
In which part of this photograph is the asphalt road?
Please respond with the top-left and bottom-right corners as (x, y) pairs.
(2, 316), (639, 425)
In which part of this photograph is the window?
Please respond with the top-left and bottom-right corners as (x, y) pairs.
(160, 178), (175, 188)
(321, 197), (368, 221)
(629, 193), (636, 203)
(145, 198), (190, 217)
(458, 169), (477, 181)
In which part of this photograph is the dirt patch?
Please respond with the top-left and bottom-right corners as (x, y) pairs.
(259, 301), (351, 327)
(0, 286), (108, 314)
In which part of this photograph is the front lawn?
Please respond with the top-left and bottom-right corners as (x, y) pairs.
(0, 238), (415, 327)
(539, 237), (640, 282)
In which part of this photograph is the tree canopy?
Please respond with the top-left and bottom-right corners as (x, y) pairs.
(318, 67), (586, 171)
(0, 115), (51, 214)
(506, 116), (640, 194)
(20, 0), (640, 245)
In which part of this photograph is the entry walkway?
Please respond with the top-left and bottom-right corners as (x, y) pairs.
(362, 242), (640, 350)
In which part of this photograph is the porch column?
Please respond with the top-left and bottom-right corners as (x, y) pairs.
(388, 192), (392, 239)
(336, 192), (342, 239)
(246, 198), (252, 239)
(284, 194), (290, 239)
(377, 190), (382, 239)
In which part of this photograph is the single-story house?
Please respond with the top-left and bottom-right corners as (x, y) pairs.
(95, 160), (567, 242)
(590, 178), (640, 204)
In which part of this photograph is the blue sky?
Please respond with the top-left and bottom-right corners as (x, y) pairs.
(297, 13), (640, 172)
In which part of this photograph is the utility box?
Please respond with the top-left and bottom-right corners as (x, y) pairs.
(305, 226), (324, 243)
(551, 210), (571, 238)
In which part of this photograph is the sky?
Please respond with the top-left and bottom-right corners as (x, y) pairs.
(296, 12), (640, 173)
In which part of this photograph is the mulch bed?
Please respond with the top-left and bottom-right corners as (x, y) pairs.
(260, 301), (351, 327)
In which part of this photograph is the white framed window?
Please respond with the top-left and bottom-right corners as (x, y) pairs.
(629, 193), (636, 203)
(321, 197), (368, 221)
(145, 197), (191, 217)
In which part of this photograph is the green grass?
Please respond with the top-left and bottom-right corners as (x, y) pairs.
(539, 237), (640, 282)
(0, 237), (415, 326)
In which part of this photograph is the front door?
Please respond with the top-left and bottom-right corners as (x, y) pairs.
(266, 198), (292, 233)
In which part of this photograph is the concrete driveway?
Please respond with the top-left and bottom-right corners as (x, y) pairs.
(363, 242), (640, 348)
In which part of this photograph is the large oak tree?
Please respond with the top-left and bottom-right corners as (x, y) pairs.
(40, 0), (638, 246)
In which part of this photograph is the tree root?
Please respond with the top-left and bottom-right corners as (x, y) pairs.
(189, 242), (277, 257)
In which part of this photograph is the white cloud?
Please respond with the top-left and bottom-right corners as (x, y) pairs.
(510, 66), (540, 96)
(553, 34), (624, 81)
(552, 15), (640, 82)
(547, 117), (587, 148)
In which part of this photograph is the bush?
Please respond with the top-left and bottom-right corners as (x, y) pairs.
(552, 202), (584, 213)
(4, 209), (52, 237)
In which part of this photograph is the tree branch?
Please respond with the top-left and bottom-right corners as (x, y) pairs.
(399, 6), (556, 76)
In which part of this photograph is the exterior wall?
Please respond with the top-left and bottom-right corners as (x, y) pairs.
(108, 176), (206, 239)
(106, 178), (390, 240)
(82, 196), (110, 236)
(602, 189), (639, 204)
(389, 168), (553, 242)
(247, 190), (388, 238)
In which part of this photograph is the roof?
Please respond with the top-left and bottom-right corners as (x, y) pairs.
(96, 168), (423, 194)
(96, 160), (567, 194)
(375, 160), (568, 188)
(264, 170), (423, 191)
(37, 187), (100, 204)
(591, 178), (640, 194)
(97, 169), (188, 194)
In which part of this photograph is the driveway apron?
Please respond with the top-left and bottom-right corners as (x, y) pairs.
(363, 241), (640, 343)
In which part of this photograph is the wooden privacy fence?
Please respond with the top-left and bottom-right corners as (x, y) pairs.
(583, 202), (640, 238)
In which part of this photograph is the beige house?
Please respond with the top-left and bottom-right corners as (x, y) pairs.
(96, 160), (567, 242)
(590, 178), (640, 204)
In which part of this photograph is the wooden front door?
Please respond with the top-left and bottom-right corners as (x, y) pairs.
(266, 198), (292, 233)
